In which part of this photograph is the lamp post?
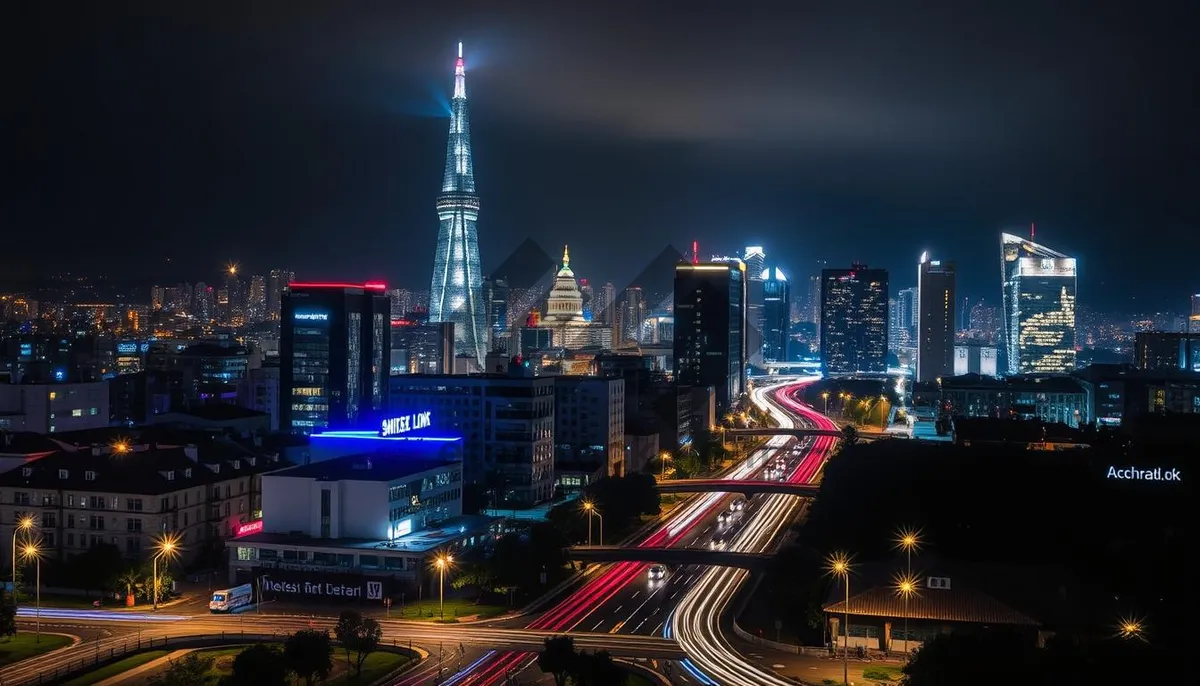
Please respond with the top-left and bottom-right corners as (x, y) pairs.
(151, 534), (180, 610)
(827, 552), (852, 686)
(895, 527), (922, 655)
(659, 451), (671, 481)
(821, 391), (830, 415)
(582, 501), (603, 545)
(1118, 616), (1146, 642)
(11, 514), (35, 597)
(20, 541), (42, 641)
(434, 553), (453, 620)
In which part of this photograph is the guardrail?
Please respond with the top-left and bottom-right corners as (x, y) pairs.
(13, 632), (422, 685)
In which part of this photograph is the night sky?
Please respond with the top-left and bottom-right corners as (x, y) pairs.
(7, 1), (1197, 308)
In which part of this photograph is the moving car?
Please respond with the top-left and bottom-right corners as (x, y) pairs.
(648, 564), (667, 581)
(730, 498), (746, 512)
(717, 511), (731, 526)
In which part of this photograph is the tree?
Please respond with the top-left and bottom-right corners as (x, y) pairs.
(116, 568), (140, 605)
(223, 643), (288, 686)
(149, 652), (213, 686)
(901, 632), (1039, 686)
(284, 629), (334, 686)
(537, 635), (577, 686)
(0, 592), (17, 638)
(840, 424), (858, 446)
(333, 610), (383, 677)
(571, 650), (624, 686)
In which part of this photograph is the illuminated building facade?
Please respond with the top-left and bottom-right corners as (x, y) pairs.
(390, 319), (454, 375)
(744, 246), (766, 366)
(761, 266), (790, 363)
(917, 254), (956, 383)
(673, 261), (747, 412)
(428, 43), (486, 367)
(280, 282), (391, 433)
(1000, 234), (1077, 375)
(820, 264), (889, 376)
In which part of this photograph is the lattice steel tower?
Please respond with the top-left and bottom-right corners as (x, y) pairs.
(429, 42), (486, 366)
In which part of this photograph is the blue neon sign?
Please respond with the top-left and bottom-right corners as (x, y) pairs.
(294, 312), (329, 322)
(380, 411), (433, 437)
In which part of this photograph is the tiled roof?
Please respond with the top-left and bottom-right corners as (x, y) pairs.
(824, 584), (1039, 627)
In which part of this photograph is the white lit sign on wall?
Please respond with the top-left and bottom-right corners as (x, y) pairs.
(392, 519), (412, 538)
(294, 312), (329, 321)
(380, 411), (433, 437)
(1107, 466), (1182, 482)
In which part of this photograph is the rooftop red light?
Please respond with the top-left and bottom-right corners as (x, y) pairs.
(288, 282), (387, 291)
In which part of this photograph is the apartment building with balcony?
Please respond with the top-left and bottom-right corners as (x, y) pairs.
(0, 441), (285, 567)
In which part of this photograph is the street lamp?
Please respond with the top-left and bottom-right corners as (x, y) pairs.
(826, 551), (853, 686)
(581, 501), (603, 545)
(820, 391), (830, 415)
(11, 513), (35, 597)
(151, 533), (181, 610)
(659, 451), (672, 481)
(894, 527), (923, 654)
(894, 573), (920, 655)
(1117, 615), (1147, 642)
(20, 540), (42, 641)
(433, 553), (454, 620)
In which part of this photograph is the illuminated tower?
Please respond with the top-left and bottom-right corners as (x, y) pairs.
(429, 42), (486, 366)
(1000, 233), (1077, 375)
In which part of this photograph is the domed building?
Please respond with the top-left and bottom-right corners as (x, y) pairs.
(542, 246), (586, 326)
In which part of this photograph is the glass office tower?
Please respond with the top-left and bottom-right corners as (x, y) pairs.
(1000, 234), (1077, 375)
(820, 264), (889, 376)
(673, 261), (747, 412)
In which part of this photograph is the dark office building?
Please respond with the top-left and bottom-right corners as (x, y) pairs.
(280, 282), (391, 433)
(761, 266), (790, 363)
(917, 255), (956, 383)
(820, 264), (889, 377)
(673, 261), (747, 412)
(391, 319), (454, 375)
(1134, 332), (1200, 373)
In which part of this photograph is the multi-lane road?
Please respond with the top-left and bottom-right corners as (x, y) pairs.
(4, 378), (832, 686)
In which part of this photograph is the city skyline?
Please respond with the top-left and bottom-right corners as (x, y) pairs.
(5, 3), (1196, 310)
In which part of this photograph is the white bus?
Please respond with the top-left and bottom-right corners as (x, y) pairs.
(209, 583), (253, 613)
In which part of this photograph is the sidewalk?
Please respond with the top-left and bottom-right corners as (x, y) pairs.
(93, 649), (193, 686)
(734, 640), (906, 685)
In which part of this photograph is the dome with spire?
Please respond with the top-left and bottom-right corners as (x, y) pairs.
(542, 245), (585, 326)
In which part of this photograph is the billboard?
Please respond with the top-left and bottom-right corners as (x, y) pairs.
(1017, 257), (1076, 278)
(251, 568), (395, 603)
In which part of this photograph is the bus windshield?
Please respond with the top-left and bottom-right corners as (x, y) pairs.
(212, 594), (226, 602)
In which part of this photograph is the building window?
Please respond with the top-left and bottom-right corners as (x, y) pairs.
(57, 469), (68, 480)
(41, 513), (56, 528)
(126, 518), (142, 532)
(90, 407), (98, 416)
(88, 515), (104, 530)
(49, 392), (56, 400)
(85, 471), (96, 481)
(71, 409), (83, 417)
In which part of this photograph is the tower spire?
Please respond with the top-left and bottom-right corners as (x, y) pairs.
(562, 245), (570, 269)
(430, 44), (486, 366)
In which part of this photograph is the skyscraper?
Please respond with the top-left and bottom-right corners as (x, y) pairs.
(248, 274), (267, 323)
(761, 266), (790, 363)
(267, 269), (295, 322)
(744, 246), (767, 366)
(1000, 233), (1077, 375)
(428, 43), (486, 367)
(820, 264), (889, 377)
(280, 282), (391, 433)
(483, 277), (510, 352)
(674, 261), (747, 412)
(916, 253), (956, 383)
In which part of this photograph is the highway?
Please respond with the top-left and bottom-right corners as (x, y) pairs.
(0, 611), (683, 685)
(669, 381), (838, 685)
(4, 380), (827, 686)
(437, 377), (825, 685)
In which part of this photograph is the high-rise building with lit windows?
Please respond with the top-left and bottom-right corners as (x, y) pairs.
(673, 261), (747, 412)
(820, 264), (889, 377)
(1000, 233), (1077, 375)
(917, 253), (956, 383)
(428, 43), (486, 367)
(761, 266), (790, 363)
(281, 282), (391, 433)
(743, 246), (767, 366)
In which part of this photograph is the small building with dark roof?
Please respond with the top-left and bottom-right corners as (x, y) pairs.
(148, 405), (271, 434)
(226, 438), (498, 600)
(823, 559), (1063, 653)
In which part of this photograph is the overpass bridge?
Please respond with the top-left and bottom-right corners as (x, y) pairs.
(726, 427), (882, 441)
(655, 479), (820, 498)
(566, 545), (773, 571)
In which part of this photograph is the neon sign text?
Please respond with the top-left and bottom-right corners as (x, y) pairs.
(294, 312), (329, 321)
(380, 411), (433, 437)
(1106, 466), (1182, 482)
(235, 520), (264, 537)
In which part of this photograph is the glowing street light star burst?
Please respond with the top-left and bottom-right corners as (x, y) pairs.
(1116, 615), (1147, 642)
(894, 527), (923, 554)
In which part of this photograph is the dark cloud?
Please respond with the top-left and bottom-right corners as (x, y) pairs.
(4, 0), (1197, 308)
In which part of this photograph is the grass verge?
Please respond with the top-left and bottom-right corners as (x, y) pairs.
(59, 650), (171, 686)
(386, 598), (506, 622)
(0, 632), (74, 666)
